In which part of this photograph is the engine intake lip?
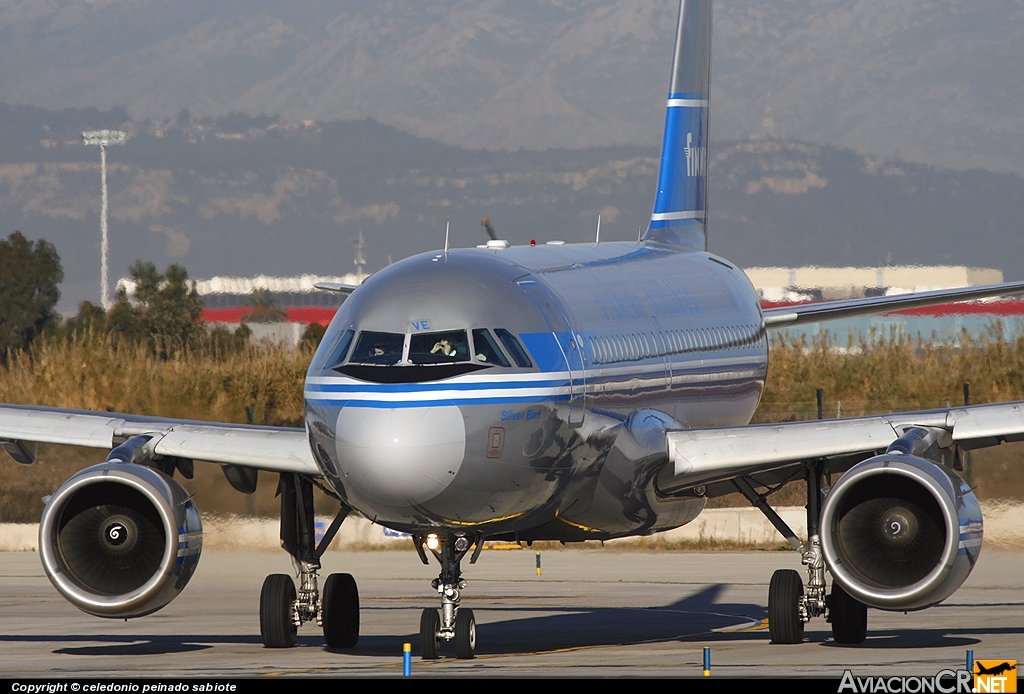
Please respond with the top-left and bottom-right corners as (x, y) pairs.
(820, 456), (961, 611)
(39, 463), (184, 618)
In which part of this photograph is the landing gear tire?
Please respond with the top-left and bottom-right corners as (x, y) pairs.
(768, 569), (805, 644)
(829, 582), (867, 644)
(322, 573), (360, 648)
(454, 608), (476, 659)
(420, 608), (441, 659)
(260, 574), (297, 648)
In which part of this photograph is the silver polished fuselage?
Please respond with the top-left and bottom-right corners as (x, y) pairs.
(305, 240), (767, 540)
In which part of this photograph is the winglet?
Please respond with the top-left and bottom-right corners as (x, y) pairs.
(644, 0), (712, 250)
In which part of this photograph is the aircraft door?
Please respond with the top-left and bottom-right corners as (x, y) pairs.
(518, 281), (586, 426)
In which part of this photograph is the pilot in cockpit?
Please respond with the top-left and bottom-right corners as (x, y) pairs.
(430, 339), (456, 357)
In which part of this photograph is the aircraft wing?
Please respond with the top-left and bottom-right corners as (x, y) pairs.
(0, 403), (319, 474)
(762, 280), (1024, 328)
(314, 281), (359, 295)
(664, 401), (1024, 493)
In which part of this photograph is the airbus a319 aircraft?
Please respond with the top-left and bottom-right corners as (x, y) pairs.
(5, 0), (1024, 659)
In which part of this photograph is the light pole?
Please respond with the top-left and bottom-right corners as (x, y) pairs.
(82, 129), (127, 310)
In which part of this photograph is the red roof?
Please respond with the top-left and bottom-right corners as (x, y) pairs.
(204, 299), (1024, 327)
(203, 307), (337, 325)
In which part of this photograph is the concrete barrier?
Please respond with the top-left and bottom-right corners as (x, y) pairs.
(5, 501), (1022, 552)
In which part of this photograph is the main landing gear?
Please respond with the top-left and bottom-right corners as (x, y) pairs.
(734, 462), (868, 645)
(259, 473), (360, 649)
(413, 532), (482, 659)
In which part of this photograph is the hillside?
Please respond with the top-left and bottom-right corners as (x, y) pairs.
(0, 106), (1022, 312)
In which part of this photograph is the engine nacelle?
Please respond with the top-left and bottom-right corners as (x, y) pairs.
(39, 462), (202, 618)
(820, 455), (982, 611)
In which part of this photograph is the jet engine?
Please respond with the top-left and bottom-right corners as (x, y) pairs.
(820, 455), (982, 611)
(39, 462), (202, 618)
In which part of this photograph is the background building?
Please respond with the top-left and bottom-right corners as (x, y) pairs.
(749, 265), (1024, 343)
(119, 265), (1024, 347)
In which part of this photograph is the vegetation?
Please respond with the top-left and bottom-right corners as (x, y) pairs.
(0, 334), (308, 426)
(0, 231), (63, 362)
(241, 288), (288, 324)
(0, 335), (316, 522)
(108, 261), (206, 355)
(755, 326), (1024, 422)
(301, 322), (327, 349)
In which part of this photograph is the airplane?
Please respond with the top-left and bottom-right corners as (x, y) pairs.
(4, 0), (1024, 660)
(976, 662), (1017, 677)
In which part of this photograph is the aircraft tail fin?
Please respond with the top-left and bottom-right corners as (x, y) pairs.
(643, 0), (712, 250)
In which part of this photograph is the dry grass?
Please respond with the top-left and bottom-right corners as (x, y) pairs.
(0, 335), (317, 522)
(755, 326), (1024, 423)
(0, 334), (309, 426)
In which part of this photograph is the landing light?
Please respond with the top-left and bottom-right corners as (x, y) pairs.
(426, 534), (440, 551)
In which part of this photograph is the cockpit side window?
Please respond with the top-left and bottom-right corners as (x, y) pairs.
(494, 328), (533, 368)
(471, 329), (510, 366)
(409, 330), (470, 364)
(312, 328), (355, 370)
(350, 331), (405, 365)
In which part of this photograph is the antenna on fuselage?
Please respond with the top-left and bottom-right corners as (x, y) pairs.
(638, 225), (643, 242)
(481, 216), (498, 241)
(444, 222), (450, 260)
(594, 214), (601, 245)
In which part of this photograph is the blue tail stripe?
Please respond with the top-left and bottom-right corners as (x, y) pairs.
(651, 101), (708, 218)
(667, 91), (706, 101)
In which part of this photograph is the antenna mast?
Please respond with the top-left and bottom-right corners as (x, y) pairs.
(82, 129), (127, 310)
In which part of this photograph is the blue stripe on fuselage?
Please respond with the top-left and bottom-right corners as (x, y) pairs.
(305, 394), (567, 409)
(305, 354), (766, 410)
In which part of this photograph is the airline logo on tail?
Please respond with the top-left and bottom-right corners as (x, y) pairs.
(647, 94), (709, 245)
(684, 132), (707, 178)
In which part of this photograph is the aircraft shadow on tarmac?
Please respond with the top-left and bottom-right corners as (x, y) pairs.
(5, 585), (1024, 658)
(3, 584), (760, 658)
(464, 583), (764, 656)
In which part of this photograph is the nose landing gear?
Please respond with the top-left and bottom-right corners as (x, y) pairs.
(414, 532), (481, 659)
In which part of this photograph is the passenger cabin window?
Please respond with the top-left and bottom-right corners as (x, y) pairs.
(472, 329), (510, 366)
(350, 331), (405, 365)
(494, 329), (533, 368)
(409, 330), (469, 364)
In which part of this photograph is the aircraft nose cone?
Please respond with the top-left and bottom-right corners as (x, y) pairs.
(334, 405), (466, 505)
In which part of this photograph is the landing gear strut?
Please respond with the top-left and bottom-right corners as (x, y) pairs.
(414, 532), (481, 659)
(260, 473), (359, 648)
(735, 461), (868, 645)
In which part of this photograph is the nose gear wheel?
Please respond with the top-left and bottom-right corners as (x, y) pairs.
(415, 532), (480, 659)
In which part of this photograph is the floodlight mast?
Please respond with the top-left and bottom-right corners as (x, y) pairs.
(82, 130), (127, 310)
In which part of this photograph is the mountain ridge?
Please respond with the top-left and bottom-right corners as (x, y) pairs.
(0, 106), (1021, 312)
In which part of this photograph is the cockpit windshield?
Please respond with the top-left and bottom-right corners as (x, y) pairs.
(409, 330), (470, 364)
(320, 325), (535, 381)
(350, 331), (405, 365)
(495, 328), (533, 367)
(311, 328), (355, 371)
(471, 329), (510, 366)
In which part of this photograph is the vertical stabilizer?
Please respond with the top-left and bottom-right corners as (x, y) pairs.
(644, 0), (712, 249)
